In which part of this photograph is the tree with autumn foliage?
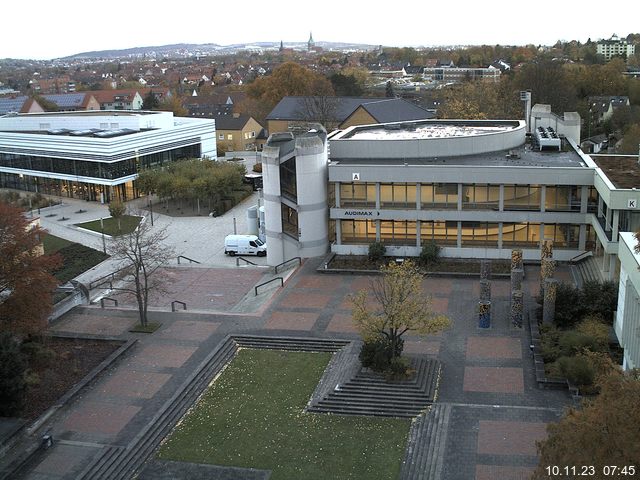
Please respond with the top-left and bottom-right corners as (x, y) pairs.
(350, 260), (450, 370)
(533, 359), (640, 477)
(0, 202), (61, 338)
(245, 62), (334, 122)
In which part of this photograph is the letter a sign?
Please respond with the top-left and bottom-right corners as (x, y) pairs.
(352, 173), (360, 181)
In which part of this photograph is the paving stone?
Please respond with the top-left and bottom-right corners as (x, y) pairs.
(159, 320), (220, 341)
(295, 275), (344, 290)
(403, 340), (441, 356)
(99, 370), (171, 398)
(463, 367), (525, 394)
(466, 337), (522, 360)
(325, 313), (358, 333)
(277, 291), (331, 309)
(477, 420), (548, 456)
(264, 311), (319, 330)
(132, 344), (198, 368)
(63, 402), (141, 436)
(475, 465), (536, 480)
(49, 313), (133, 336)
(32, 444), (97, 476)
(422, 278), (454, 295)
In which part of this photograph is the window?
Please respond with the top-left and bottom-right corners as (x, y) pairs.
(280, 157), (297, 201)
(543, 224), (580, 249)
(219, 133), (224, 140)
(227, 134), (233, 140)
(421, 183), (458, 209)
(281, 204), (298, 238)
(462, 184), (499, 210)
(545, 186), (578, 211)
(340, 183), (375, 208)
(460, 222), (499, 247)
(341, 220), (376, 244)
(502, 223), (541, 248)
(503, 185), (540, 211)
(380, 221), (417, 245)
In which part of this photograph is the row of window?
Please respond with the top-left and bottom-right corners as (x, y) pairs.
(0, 145), (201, 181)
(336, 183), (597, 212)
(338, 220), (594, 250)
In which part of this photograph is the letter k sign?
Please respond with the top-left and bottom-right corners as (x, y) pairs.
(629, 199), (637, 208)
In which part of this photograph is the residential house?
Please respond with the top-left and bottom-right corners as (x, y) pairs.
(87, 90), (144, 110)
(0, 96), (44, 115)
(214, 114), (265, 153)
(41, 93), (100, 111)
(588, 96), (630, 124)
(266, 96), (435, 134)
(580, 134), (609, 154)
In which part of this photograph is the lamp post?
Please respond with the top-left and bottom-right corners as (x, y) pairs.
(148, 192), (154, 226)
(100, 217), (106, 254)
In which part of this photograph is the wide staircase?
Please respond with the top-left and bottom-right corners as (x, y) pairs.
(400, 403), (452, 480)
(307, 357), (441, 418)
(572, 254), (603, 287)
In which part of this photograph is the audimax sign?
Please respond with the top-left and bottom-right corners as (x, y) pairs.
(344, 210), (380, 217)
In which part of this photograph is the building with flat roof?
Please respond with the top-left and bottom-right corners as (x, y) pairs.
(0, 110), (216, 202)
(596, 34), (636, 61)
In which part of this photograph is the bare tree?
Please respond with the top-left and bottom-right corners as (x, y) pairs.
(296, 96), (340, 131)
(109, 218), (175, 326)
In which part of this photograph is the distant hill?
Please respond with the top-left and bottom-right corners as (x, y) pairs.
(65, 43), (223, 60)
(63, 41), (376, 60)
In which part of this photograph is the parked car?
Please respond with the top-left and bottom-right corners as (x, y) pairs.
(224, 234), (266, 257)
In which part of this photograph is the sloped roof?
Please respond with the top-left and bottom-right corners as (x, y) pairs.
(588, 95), (630, 114)
(42, 93), (92, 109)
(214, 114), (253, 130)
(0, 96), (29, 115)
(266, 96), (434, 123)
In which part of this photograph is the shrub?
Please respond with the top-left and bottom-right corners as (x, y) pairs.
(558, 330), (603, 357)
(252, 163), (263, 173)
(539, 325), (562, 362)
(419, 241), (440, 267)
(582, 280), (618, 324)
(386, 356), (410, 380)
(0, 333), (27, 416)
(359, 336), (404, 372)
(552, 282), (584, 328)
(368, 242), (386, 262)
(575, 316), (610, 351)
(557, 355), (596, 386)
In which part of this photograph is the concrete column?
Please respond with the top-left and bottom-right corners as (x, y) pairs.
(416, 220), (421, 248)
(499, 184), (504, 212)
(540, 185), (546, 213)
(598, 196), (604, 218)
(375, 183), (381, 210)
(605, 206), (612, 232)
(457, 184), (463, 211)
(511, 249), (523, 271)
(511, 268), (524, 293)
(480, 260), (491, 280)
(511, 290), (523, 328)
(612, 210), (620, 239)
(480, 280), (491, 302)
(609, 254), (617, 280)
(375, 220), (380, 242)
(457, 221), (462, 248)
(335, 219), (342, 245)
(542, 278), (558, 325)
(478, 300), (491, 328)
(335, 182), (341, 208)
(416, 183), (421, 210)
(498, 222), (503, 249)
(579, 224), (587, 250)
(603, 252), (610, 273)
(540, 257), (556, 297)
(580, 185), (588, 214)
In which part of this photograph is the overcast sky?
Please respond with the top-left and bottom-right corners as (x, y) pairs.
(2, 1), (639, 60)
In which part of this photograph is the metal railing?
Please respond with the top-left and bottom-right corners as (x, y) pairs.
(274, 257), (301, 274)
(236, 256), (259, 266)
(89, 265), (129, 290)
(100, 297), (119, 308)
(171, 300), (187, 312)
(177, 255), (201, 265)
(255, 277), (283, 295)
(569, 251), (592, 264)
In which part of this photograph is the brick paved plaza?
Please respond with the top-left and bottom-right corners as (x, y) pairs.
(8, 259), (572, 480)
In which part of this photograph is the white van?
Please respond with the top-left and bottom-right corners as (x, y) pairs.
(224, 234), (266, 257)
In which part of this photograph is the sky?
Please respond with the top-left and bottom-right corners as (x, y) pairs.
(2, 0), (639, 60)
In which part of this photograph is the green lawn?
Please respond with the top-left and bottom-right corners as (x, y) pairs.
(158, 349), (410, 480)
(43, 233), (73, 254)
(43, 234), (109, 284)
(75, 215), (141, 236)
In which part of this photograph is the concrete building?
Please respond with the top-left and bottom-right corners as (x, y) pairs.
(0, 110), (216, 202)
(615, 232), (640, 370)
(597, 34), (636, 61)
(422, 66), (501, 83)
